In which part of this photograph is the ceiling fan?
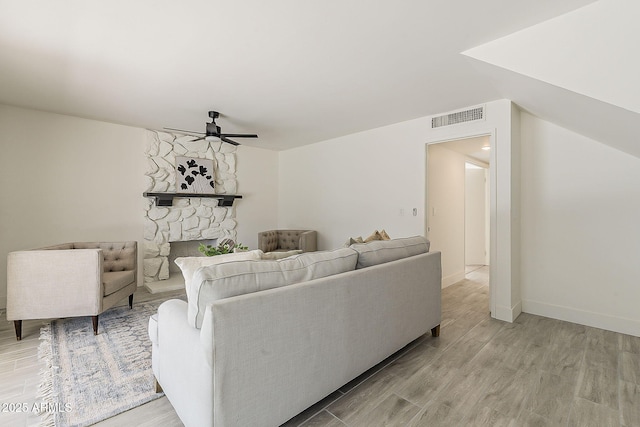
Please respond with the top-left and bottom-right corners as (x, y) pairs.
(165, 111), (258, 146)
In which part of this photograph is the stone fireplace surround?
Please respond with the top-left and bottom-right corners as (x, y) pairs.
(143, 130), (238, 292)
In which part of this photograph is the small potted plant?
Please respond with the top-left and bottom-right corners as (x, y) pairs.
(198, 239), (248, 256)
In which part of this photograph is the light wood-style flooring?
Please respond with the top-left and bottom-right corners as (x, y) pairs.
(1, 266), (639, 426)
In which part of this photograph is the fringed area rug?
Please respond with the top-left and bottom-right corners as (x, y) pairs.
(38, 301), (164, 427)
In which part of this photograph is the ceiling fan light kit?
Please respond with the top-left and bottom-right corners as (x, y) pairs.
(164, 111), (258, 146)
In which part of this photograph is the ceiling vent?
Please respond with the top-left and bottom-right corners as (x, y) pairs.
(431, 106), (484, 128)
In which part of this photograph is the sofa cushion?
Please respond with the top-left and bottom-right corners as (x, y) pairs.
(175, 250), (264, 303)
(188, 247), (358, 328)
(351, 236), (431, 269)
(103, 270), (135, 296)
(260, 249), (303, 260)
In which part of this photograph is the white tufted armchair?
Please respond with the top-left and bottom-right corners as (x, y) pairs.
(257, 230), (317, 253)
(7, 241), (137, 340)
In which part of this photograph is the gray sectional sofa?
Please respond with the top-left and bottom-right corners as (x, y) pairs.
(149, 236), (442, 427)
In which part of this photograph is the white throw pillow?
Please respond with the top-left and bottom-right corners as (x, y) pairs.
(175, 250), (263, 302)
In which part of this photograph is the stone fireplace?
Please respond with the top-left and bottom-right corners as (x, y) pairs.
(143, 130), (238, 292)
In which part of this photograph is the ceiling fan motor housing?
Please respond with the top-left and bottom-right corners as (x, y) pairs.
(206, 122), (221, 136)
(206, 111), (221, 136)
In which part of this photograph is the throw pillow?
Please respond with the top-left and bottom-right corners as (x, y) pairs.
(175, 250), (263, 302)
(364, 230), (383, 243)
(344, 236), (364, 247)
(380, 229), (391, 240)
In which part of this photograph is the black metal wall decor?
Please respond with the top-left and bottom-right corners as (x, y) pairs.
(175, 156), (215, 193)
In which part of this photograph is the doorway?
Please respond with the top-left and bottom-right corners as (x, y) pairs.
(426, 135), (491, 290)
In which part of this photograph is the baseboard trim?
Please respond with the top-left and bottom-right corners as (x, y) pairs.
(522, 299), (640, 337)
(442, 271), (466, 288)
(493, 300), (522, 323)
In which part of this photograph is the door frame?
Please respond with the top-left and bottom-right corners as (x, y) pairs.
(425, 129), (497, 316)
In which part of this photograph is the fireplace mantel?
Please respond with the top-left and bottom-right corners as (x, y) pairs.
(143, 192), (242, 207)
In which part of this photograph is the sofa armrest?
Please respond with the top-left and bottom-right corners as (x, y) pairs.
(7, 249), (103, 320)
(200, 305), (216, 369)
(299, 230), (317, 252)
(155, 299), (190, 345)
(155, 299), (214, 427)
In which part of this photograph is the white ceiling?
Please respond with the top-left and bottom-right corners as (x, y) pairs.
(0, 0), (606, 151)
(464, 0), (640, 159)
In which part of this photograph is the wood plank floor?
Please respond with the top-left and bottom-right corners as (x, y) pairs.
(1, 266), (639, 426)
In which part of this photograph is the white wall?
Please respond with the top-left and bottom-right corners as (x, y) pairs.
(520, 112), (640, 336)
(427, 144), (465, 287)
(465, 166), (488, 266)
(0, 105), (279, 309)
(235, 145), (279, 249)
(278, 120), (427, 250)
(279, 99), (520, 322)
(0, 105), (146, 309)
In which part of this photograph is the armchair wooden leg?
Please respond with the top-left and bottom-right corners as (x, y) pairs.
(14, 320), (22, 341)
(155, 378), (163, 393)
(92, 315), (99, 335)
(431, 324), (440, 337)
(129, 294), (134, 309)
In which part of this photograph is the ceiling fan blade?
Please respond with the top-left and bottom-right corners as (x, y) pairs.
(220, 136), (241, 146)
(220, 133), (258, 138)
(163, 127), (204, 135)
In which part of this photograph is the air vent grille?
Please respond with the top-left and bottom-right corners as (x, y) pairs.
(431, 106), (484, 128)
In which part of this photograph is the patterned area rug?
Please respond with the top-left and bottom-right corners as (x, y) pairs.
(38, 301), (164, 427)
